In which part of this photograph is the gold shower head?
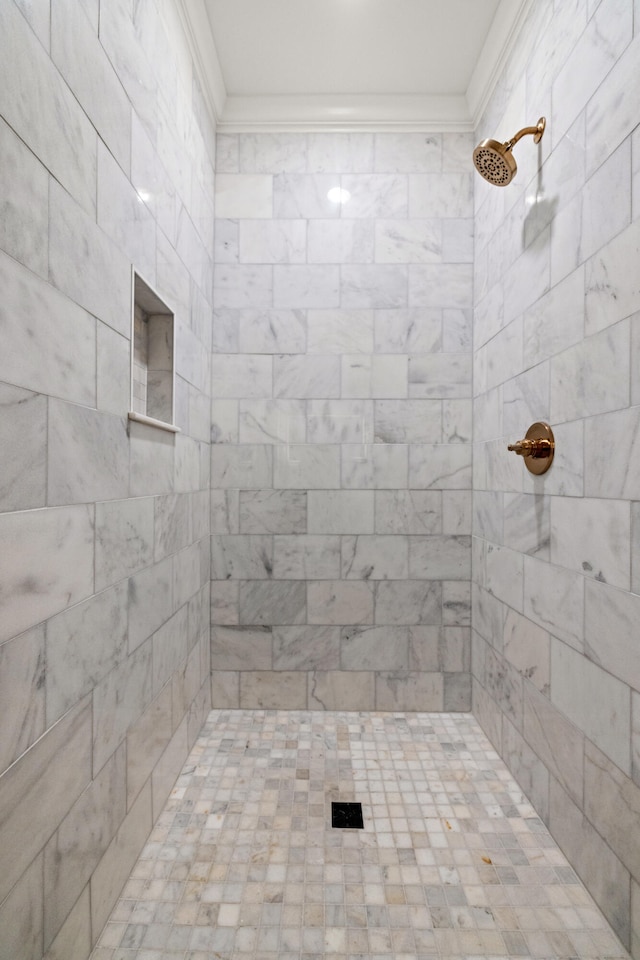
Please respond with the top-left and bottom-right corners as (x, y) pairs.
(473, 117), (546, 186)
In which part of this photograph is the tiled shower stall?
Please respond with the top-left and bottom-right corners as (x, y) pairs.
(0, 0), (640, 958)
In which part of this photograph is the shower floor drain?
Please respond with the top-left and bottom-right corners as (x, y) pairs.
(331, 802), (364, 829)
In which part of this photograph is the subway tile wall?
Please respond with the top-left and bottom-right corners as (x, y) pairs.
(211, 131), (474, 712)
(472, 0), (640, 953)
(0, 0), (214, 956)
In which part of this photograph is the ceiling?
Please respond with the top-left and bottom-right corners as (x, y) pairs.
(179, 0), (531, 131)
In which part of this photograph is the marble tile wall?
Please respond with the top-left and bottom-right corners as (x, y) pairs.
(211, 130), (474, 713)
(472, 0), (640, 954)
(211, 133), (473, 710)
(0, 1), (213, 957)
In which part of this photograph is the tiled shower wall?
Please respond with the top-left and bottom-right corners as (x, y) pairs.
(472, 0), (640, 953)
(210, 132), (474, 711)
(0, 1), (213, 957)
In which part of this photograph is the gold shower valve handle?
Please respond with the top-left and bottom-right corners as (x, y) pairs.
(507, 422), (555, 475)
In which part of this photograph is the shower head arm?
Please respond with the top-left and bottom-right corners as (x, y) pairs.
(505, 117), (546, 152)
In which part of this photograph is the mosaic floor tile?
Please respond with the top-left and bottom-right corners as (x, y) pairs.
(90, 710), (630, 960)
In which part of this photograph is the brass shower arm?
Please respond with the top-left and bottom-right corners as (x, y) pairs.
(505, 117), (546, 151)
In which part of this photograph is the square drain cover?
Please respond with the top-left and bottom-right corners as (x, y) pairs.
(331, 802), (364, 829)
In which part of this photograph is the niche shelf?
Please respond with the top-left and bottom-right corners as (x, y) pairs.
(128, 272), (180, 433)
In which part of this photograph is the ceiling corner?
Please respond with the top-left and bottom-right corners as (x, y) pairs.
(176, 0), (227, 126)
(466, 0), (534, 129)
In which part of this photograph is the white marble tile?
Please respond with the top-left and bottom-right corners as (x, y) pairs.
(633, 126), (640, 220)
(150, 606), (189, 699)
(239, 670), (307, 709)
(551, 318), (630, 422)
(307, 219), (374, 263)
(210, 580), (239, 625)
(409, 263), (473, 309)
(0, 0), (96, 213)
(340, 264), (408, 309)
(307, 490), (374, 534)
(43, 742), (125, 948)
(585, 217), (640, 335)
(307, 399), (373, 444)
(586, 26), (640, 172)
(375, 133), (441, 173)
(375, 219), (442, 263)
(236, 310), (307, 353)
(239, 399), (306, 444)
(47, 402), (129, 506)
(213, 264), (273, 309)
(239, 133), (307, 173)
(0, 116), (48, 277)
(97, 324), (130, 417)
(341, 535), (409, 580)
(210, 399), (238, 444)
(0, 625), (45, 774)
(94, 498), (154, 593)
(128, 420), (176, 498)
(503, 492), (550, 559)
(374, 307), (442, 353)
(551, 637), (631, 774)
(0, 505), (94, 644)
(341, 354), (408, 399)
(0, 383), (46, 513)
(274, 355), (340, 398)
(340, 173), (408, 218)
(550, 495), (631, 590)
(409, 535), (471, 580)
(43, 884), (90, 960)
(375, 580), (441, 625)
(51, 0), (131, 171)
(585, 578), (640, 692)
(485, 542), (524, 612)
(273, 173), (339, 218)
(375, 490), (441, 535)
(342, 443), (408, 489)
(274, 265), (340, 308)
(211, 354), (272, 398)
(585, 406), (640, 499)
(523, 266), (585, 368)
(307, 581), (374, 624)
(342, 625), (409, 670)
(0, 696), (92, 906)
(211, 626), (272, 671)
(273, 626), (340, 671)
(443, 398), (472, 444)
(274, 443), (341, 489)
(0, 250), (96, 405)
(307, 308), (374, 353)
(376, 671), (444, 710)
(442, 219), (474, 263)
(307, 133), (374, 172)
(580, 139), (632, 264)
(272, 536), (341, 580)
(502, 229), (551, 327)
(503, 608), (550, 694)
(215, 174), (273, 218)
(128, 558), (174, 652)
(213, 530), (276, 583)
(210, 444), (272, 489)
(153, 493), (192, 562)
(49, 180), (131, 337)
(374, 399), (441, 443)
(409, 444), (472, 490)
(239, 220), (307, 263)
(409, 173), (473, 218)
(239, 580), (307, 625)
(409, 354), (472, 399)
(97, 144), (156, 282)
(214, 218), (239, 263)
(552, 0), (632, 143)
(215, 133), (239, 172)
(239, 490), (306, 534)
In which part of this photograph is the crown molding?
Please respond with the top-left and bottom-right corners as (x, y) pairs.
(466, 0), (534, 128)
(175, 0), (227, 125)
(217, 94), (472, 133)
(179, 0), (531, 133)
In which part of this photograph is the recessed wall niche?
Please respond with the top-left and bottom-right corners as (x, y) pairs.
(128, 272), (179, 432)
